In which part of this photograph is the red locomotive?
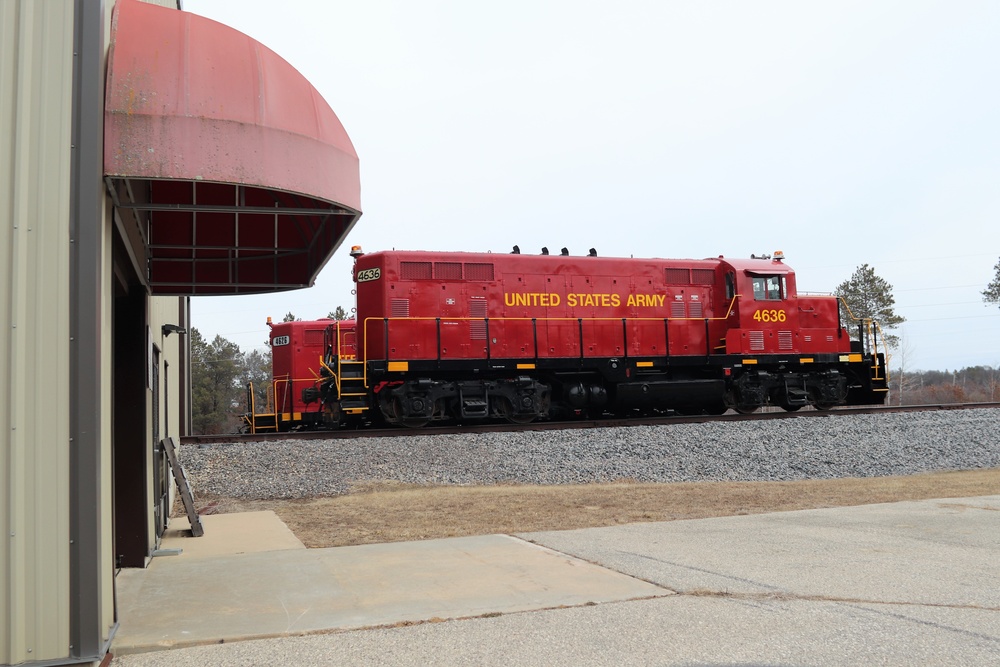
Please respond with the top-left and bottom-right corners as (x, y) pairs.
(243, 316), (357, 432)
(244, 246), (888, 432)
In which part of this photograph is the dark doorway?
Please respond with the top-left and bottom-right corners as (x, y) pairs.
(112, 257), (150, 568)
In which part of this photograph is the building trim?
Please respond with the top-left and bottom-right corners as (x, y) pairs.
(69, 0), (114, 661)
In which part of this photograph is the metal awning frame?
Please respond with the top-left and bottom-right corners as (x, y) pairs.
(105, 176), (360, 295)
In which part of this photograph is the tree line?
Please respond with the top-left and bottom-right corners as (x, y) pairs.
(891, 365), (1000, 405)
(190, 308), (349, 434)
(190, 258), (1000, 433)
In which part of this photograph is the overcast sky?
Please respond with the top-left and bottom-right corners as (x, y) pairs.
(183, 0), (1000, 372)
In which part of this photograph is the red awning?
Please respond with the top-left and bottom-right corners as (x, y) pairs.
(104, 0), (361, 295)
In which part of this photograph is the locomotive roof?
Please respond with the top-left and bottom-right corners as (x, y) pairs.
(720, 256), (795, 275)
(360, 249), (719, 266)
(357, 249), (794, 274)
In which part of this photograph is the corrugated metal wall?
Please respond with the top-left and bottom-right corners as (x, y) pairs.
(0, 1), (76, 663)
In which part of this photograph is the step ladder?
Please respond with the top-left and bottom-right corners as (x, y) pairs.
(337, 360), (370, 413)
(244, 381), (280, 434)
(458, 385), (490, 418)
(161, 436), (204, 537)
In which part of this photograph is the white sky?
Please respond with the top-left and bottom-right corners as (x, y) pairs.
(183, 0), (1000, 372)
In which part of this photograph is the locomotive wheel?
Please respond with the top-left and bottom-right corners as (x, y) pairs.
(734, 405), (759, 415)
(781, 405), (802, 412)
(378, 394), (428, 426)
(496, 397), (535, 424)
(813, 402), (835, 411)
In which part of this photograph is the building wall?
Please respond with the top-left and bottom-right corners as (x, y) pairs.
(0, 2), (76, 663)
(150, 297), (186, 442)
(149, 296), (188, 549)
(2, 0), (300, 662)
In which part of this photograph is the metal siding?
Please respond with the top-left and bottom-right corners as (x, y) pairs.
(0, 1), (75, 663)
(151, 296), (185, 441)
(149, 296), (187, 552)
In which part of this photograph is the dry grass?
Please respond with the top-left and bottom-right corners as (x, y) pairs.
(192, 469), (1000, 548)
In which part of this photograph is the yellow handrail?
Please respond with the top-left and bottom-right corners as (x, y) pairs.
(836, 297), (889, 380)
(356, 301), (745, 389)
(837, 298), (886, 354)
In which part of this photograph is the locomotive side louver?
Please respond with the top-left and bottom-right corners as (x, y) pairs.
(391, 299), (410, 317)
(464, 263), (495, 281)
(400, 261), (432, 280)
(470, 297), (487, 340)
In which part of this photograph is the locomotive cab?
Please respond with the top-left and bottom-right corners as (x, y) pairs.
(242, 318), (359, 433)
(717, 253), (885, 412)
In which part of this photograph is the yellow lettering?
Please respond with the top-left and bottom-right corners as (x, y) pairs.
(566, 293), (625, 309)
(503, 292), (562, 308)
(611, 294), (667, 308)
(624, 293), (667, 308)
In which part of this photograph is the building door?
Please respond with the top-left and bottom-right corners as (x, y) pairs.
(112, 284), (150, 567)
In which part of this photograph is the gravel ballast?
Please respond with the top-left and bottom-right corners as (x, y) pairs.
(181, 409), (1000, 500)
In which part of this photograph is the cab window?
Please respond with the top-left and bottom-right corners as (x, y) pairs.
(752, 275), (783, 301)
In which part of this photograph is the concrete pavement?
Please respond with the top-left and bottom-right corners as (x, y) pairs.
(111, 496), (1000, 666)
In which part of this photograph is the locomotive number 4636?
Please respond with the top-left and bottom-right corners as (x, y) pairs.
(753, 309), (787, 323)
(356, 267), (381, 282)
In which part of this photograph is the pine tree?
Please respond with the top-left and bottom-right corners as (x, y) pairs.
(190, 328), (244, 434)
(240, 347), (272, 414)
(835, 264), (905, 349)
(983, 258), (1000, 307)
(326, 306), (349, 320)
(282, 312), (298, 322)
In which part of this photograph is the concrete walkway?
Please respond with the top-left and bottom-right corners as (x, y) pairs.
(111, 496), (1000, 666)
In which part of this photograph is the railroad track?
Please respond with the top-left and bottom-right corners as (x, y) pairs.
(180, 401), (1000, 445)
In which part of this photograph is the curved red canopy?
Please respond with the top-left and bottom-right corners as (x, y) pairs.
(104, 0), (361, 295)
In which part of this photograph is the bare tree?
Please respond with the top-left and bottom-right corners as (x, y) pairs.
(890, 330), (917, 405)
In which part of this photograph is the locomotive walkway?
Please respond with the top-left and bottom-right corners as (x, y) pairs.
(111, 496), (1000, 666)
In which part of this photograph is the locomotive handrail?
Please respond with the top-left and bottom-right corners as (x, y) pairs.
(326, 295), (737, 395)
(244, 381), (257, 434)
(319, 356), (340, 396)
(836, 297), (888, 359)
(356, 306), (745, 390)
(272, 376), (292, 417)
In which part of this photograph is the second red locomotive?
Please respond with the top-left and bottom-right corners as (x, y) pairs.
(245, 247), (888, 431)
